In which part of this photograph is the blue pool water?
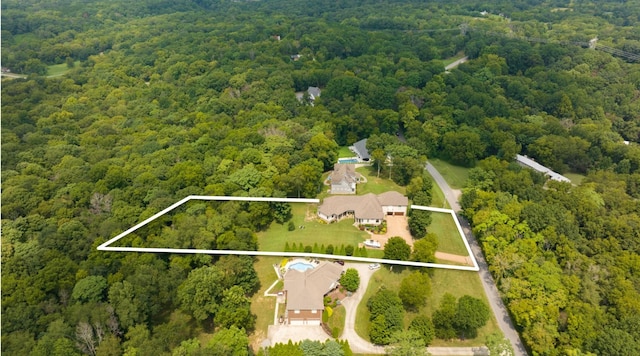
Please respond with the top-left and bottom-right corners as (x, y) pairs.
(289, 262), (315, 272)
(338, 158), (359, 164)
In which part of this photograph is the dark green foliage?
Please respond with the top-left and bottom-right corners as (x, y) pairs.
(454, 295), (490, 338)
(398, 271), (432, 310)
(383, 236), (411, 261)
(344, 245), (354, 256)
(367, 289), (404, 345)
(326, 244), (334, 254)
(408, 209), (432, 239)
(72, 275), (108, 303)
(205, 326), (249, 356)
(411, 234), (438, 263)
(339, 268), (360, 292)
(409, 315), (435, 346)
(433, 293), (457, 340)
(3, 0), (640, 354)
(288, 221), (296, 231)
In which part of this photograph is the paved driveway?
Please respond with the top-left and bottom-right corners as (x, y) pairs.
(267, 325), (331, 345)
(365, 215), (414, 248)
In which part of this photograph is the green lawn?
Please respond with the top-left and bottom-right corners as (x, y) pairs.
(429, 213), (468, 256)
(428, 159), (470, 189)
(326, 305), (347, 337)
(338, 146), (355, 158)
(356, 166), (406, 196)
(564, 172), (585, 185)
(355, 267), (500, 347)
(426, 175), (450, 209)
(249, 256), (280, 351)
(257, 204), (370, 253)
(46, 61), (79, 77)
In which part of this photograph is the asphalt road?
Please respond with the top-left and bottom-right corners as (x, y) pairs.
(425, 163), (529, 356)
(445, 56), (469, 71)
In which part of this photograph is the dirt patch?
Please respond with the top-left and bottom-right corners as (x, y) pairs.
(305, 204), (318, 222)
(435, 251), (473, 266)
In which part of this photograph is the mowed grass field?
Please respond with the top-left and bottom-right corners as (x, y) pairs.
(46, 61), (79, 77)
(354, 266), (501, 347)
(429, 212), (469, 256)
(356, 166), (406, 196)
(257, 204), (370, 252)
(428, 159), (470, 189)
(427, 175), (450, 209)
(338, 146), (355, 158)
(248, 256), (281, 351)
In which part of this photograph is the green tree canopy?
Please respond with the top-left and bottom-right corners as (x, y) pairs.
(384, 237), (411, 261)
(339, 268), (360, 293)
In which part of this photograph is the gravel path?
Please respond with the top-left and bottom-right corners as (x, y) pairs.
(425, 163), (528, 356)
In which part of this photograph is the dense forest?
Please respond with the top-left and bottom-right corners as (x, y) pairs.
(2, 0), (640, 355)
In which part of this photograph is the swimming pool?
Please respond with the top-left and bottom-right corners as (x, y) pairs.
(288, 261), (316, 272)
(338, 158), (359, 164)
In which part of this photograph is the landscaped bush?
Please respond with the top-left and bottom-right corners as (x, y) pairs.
(340, 268), (360, 292)
(326, 244), (334, 254)
(345, 245), (354, 256)
(288, 221), (295, 231)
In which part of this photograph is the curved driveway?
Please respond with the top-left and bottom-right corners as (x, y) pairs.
(340, 262), (488, 356)
(426, 163), (528, 356)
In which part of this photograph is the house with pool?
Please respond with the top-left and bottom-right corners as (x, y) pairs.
(283, 260), (343, 325)
(317, 191), (408, 226)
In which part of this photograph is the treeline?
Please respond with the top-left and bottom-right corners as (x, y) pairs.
(2, 0), (640, 355)
(462, 159), (640, 355)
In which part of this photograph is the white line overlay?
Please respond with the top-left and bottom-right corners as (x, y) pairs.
(98, 196), (479, 271)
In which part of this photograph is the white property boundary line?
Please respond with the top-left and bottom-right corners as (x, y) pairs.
(97, 196), (479, 272)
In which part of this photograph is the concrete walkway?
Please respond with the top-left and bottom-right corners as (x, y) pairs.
(425, 163), (528, 356)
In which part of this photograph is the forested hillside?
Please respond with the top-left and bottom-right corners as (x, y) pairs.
(2, 0), (640, 355)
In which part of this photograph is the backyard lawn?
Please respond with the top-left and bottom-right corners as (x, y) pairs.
(427, 175), (449, 209)
(355, 266), (501, 347)
(564, 172), (585, 185)
(248, 256), (280, 351)
(257, 204), (370, 253)
(428, 159), (470, 189)
(356, 166), (406, 196)
(338, 146), (355, 158)
(429, 213), (468, 256)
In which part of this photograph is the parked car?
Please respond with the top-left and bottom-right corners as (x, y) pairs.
(334, 260), (345, 265)
(369, 263), (381, 270)
(364, 239), (381, 248)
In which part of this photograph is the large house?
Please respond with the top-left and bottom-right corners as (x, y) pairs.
(284, 262), (343, 325)
(329, 163), (360, 194)
(318, 191), (408, 225)
(515, 154), (571, 183)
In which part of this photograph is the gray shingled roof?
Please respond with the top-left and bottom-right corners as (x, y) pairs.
(353, 139), (370, 161)
(308, 86), (321, 100)
(284, 262), (343, 311)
